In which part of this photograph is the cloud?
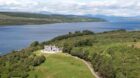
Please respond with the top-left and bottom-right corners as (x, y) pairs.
(0, 0), (139, 17)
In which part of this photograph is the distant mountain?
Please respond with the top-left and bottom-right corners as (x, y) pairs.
(0, 12), (106, 25)
(84, 14), (140, 23)
(38, 11), (53, 15)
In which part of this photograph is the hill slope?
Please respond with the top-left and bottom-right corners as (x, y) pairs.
(44, 30), (140, 78)
(0, 12), (105, 25)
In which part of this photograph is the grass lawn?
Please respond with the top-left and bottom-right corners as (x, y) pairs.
(28, 51), (95, 78)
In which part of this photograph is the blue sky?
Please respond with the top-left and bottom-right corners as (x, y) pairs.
(0, 0), (139, 17)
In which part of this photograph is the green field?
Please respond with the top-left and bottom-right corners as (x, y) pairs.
(28, 51), (94, 78)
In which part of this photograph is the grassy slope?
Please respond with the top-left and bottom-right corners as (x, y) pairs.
(0, 12), (105, 25)
(46, 30), (140, 78)
(28, 51), (94, 78)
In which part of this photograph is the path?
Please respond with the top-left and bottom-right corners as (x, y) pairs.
(81, 59), (101, 78)
(73, 56), (101, 78)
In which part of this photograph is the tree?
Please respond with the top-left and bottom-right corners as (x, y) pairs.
(30, 41), (39, 47)
(74, 39), (93, 47)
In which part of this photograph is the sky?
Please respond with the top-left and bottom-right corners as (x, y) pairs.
(0, 0), (140, 17)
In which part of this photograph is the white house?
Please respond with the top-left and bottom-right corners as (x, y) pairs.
(42, 45), (62, 53)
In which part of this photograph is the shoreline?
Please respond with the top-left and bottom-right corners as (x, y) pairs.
(0, 21), (107, 27)
(0, 28), (139, 56)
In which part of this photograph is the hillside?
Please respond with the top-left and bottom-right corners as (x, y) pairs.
(1, 30), (140, 78)
(0, 12), (105, 25)
(0, 39), (95, 78)
(43, 30), (140, 78)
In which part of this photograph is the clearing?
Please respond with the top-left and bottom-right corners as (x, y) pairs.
(28, 51), (95, 78)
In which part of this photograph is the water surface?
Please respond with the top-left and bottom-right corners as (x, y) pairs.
(0, 22), (140, 55)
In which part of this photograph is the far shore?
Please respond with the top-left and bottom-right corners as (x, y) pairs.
(0, 21), (107, 27)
